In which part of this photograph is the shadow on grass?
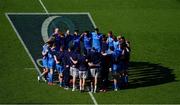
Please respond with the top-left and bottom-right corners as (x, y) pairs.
(127, 61), (175, 89)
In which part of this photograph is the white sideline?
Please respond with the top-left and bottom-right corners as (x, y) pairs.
(38, 0), (98, 105)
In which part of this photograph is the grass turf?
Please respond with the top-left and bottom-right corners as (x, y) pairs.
(0, 0), (180, 104)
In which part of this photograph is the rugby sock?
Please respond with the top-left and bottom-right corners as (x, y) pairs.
(40, 73), (44, 78)
(124, 75), (128, 83)
(73, 84), (75, 89)
(91, 84), (93, 92)
(114, 83), (117, 89)
(48, 73), (51, 82)
(94, 85), (97, 92)
(59, 82), (62, 86)
(48, 73), (53, 83)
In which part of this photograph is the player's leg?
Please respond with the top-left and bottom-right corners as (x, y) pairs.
(48, 60), (55, 85)
(113, 77), (118, 91)
(71, 67), (78, 91)
(63, 67), (70, 90)
(39, 59), (48, 82)
(82, 71), (87, 91)
(103, 69), (109, 92)
(72, 67), (76, 91)
(90, 68), (95, 92)
(123, 61), (129, 87)
(57, 64), (63, 87)
(94, 68), (99, 93)
(79, 71), (82, 91)
(112, 64), (118, 91)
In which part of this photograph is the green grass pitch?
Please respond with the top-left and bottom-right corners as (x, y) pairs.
(0, 0), (180, 104)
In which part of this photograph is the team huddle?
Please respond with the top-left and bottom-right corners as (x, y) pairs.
(38, 28), (131, 93)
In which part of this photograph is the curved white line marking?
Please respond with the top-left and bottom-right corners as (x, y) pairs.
(41, 16), (61, 42)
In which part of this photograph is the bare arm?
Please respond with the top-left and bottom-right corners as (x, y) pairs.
(70, 57), (78, 64)
(54, 55), (59, 64)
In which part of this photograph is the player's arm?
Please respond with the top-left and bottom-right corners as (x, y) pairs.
(70, 57), (78, 64)
(88, 62), (94, 66)
(54, 55), (59, 64)
(42, 49), (48, 56)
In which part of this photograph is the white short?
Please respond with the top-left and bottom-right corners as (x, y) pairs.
(79, 71), (88, 79)
(90, 68), (100, 78)
(70, 67), (79, 77)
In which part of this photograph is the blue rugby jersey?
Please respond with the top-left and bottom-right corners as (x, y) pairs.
(107, 36), (114, 47)
(113, 41), (120, 51)
(91, 32), (102, 50)
(48, 47), (56, 61)
(73, 35), (81, 49)
(83, 35), (91, 49)
(42, 43), (49, 59)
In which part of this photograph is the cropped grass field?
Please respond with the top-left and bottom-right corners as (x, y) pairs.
(1, 0), (180, 104)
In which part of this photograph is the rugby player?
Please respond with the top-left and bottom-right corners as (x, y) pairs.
(109, 46), (121, 91)
(107, 31), (114, 49)
(91, 28), (102, 52)
(65, 30), (73, 50)
(47, 44), (56, 85)
(78, 54), (89, 92)
(88, 48), (102, 93)
(81, 31), (92, 55)
(38, 42), (49, 82)
(54, 46), (65, 87)
(73, 30), (81, 50)
(69, 47), (79, 91)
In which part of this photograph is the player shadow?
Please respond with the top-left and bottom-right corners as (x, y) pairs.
(126, 61), (176, 89)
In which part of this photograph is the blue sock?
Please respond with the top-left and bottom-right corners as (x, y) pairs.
(125, 76), (128, 83)
(59, 82), (62, 86)
(48, 72), (53, 83)
(114, 83), (117, 89)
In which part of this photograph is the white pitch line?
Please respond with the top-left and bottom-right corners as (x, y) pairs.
(38, 0), (98, 105)
(24, 68), (36, 70)
(88, 92), (98, 105)
(39, 0), (48, 13)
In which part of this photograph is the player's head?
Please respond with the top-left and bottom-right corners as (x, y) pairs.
(60, 46), (65, 51)
(108, 31), (113, 37)
(66, 29), (70, 34)
(84, 31), (89, 36)
(117, 35), (122, 41)
(74, 30), (79, 35)
(68, 46), (74, 52)
(52, 43), (56, 48)
(54, 28), (59, 34)
(46, 40), (53, 47)
(121, 36), (126, 43)
(102, 34), (107, 42)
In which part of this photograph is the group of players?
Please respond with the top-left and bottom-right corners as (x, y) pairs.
(38, 28), (130, 93)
